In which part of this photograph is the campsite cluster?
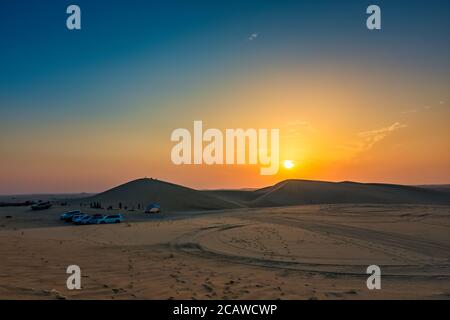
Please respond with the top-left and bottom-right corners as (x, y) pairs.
(84, 201), (161, 212)
(0, 196), (163, 227)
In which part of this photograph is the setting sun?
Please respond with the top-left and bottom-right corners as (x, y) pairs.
(283, 160), (295, 169)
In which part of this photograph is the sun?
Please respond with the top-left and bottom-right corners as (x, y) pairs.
(283, 160), (295, 169)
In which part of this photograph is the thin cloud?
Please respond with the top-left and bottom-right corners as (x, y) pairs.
(338, 122), (407, 157)
(248, 33), (258, 41)
(358, 122), (407, 151)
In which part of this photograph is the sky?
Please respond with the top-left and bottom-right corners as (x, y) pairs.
(0, 0), (449, 194)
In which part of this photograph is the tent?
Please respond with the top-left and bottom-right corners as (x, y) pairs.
(145, 203), (161, 213)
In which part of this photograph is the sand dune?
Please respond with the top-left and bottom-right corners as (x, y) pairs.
(73, 178), (450, 213)
(79, 178), (239, 212)
(211, 180), (450, 208)
(418, 184), (450, 194)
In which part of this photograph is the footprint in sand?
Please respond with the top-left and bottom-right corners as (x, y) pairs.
(111, 288), (126, 294)
(203, 283), (214, 292)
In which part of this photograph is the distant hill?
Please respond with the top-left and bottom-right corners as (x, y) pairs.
(416, 184), (450, 194)
(75, 178), (450, 213)
(0, 193), (94, 203)
(245, 179), (450, 207)
(78, 178), (239, 212)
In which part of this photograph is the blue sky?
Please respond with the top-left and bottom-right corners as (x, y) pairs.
(1, 0), (448, 120)
(0, 0), (449, 193)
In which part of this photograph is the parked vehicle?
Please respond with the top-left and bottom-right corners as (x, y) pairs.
(31, 201), (52, 211)
(79, 215), (95, 225)
(60, 210), (81, 221)
(99, 214), (123, 224)
(72, 214), (90, 224)
(67, 213), (84, 222)
(86, 214), (104, 224)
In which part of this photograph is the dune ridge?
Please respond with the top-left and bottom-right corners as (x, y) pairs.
(79, 178), (239, 212)
(247, 179), (450, 207)
(76, 178), (450, 213)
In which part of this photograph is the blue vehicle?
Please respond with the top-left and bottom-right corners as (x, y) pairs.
(72, 214), (90, 224)
(60, 210), (81, 221)
(78, 215), (94, 225)
(99, 214), (123, 224)
(86, 214), (104, 224)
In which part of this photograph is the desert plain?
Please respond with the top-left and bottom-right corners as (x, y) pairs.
(0, 179), (449, 300)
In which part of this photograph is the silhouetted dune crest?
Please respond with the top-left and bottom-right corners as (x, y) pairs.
(76, 178), (450, 212)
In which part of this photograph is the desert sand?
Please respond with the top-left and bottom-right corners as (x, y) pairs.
(1, 200), (449, 299)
